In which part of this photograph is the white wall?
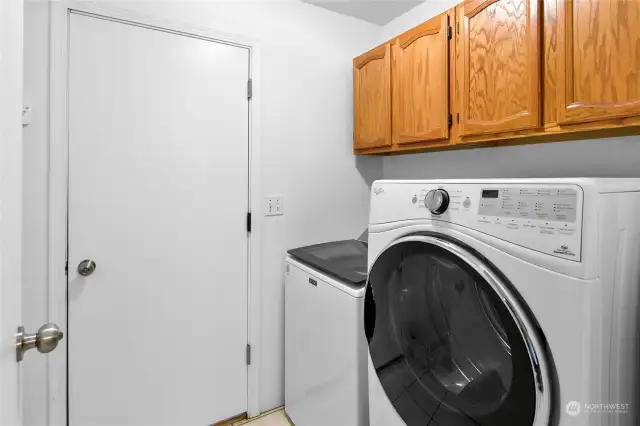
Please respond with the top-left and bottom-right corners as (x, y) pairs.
(376, 0), (459, 43)
(22, 0), (382, 420)
(383, 136), (640, 179)
(377, 1), (640, 181)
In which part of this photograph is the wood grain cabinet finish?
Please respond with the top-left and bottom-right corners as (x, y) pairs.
(557, 0), (640, 124)
(392, 13), (451, 146)
(459, 0), (542, 136)
(353, 0), (640, 155)
(353, 44), (391, 150)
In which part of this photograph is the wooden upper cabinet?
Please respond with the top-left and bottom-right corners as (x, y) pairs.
(459, 0), (542, 136)
(557, 0), (640, 125)
(353, 44), (391, 150)
(392, 13), (450, 145)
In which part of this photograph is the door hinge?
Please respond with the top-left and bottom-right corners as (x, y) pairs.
(447, 26), (452, 40)
(448, 114), (453, 127)
(246, 344), (252, 365)
(247, 79), (253, 100)
(65, 261), (68, 276)
(246, 212), (252, 233)
(457, 112), (460, 124)
(457, 22), (460, 34)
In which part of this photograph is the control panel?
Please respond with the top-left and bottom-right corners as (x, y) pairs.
(477, 187), (577, 222)
(371, 182), (584, 261)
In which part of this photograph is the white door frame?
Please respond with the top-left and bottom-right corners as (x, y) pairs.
(48, 2), (262, 424)
(0, 0), (23, 424)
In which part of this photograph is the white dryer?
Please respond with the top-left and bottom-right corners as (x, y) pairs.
(365, 179), (640, 426)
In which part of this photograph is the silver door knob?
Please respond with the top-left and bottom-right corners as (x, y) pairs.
(16, 323), (64, 362)
(77, 259), (96, 276)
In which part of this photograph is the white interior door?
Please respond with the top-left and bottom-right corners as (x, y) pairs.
(67, 13), (250, 426)
(1, 0), (23, 425)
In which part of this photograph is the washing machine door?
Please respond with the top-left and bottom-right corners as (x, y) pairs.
(364, 234), (551, 426)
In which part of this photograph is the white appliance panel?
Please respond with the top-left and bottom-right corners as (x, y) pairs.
(284, 257), (368, 426)
(370, 182), (584, 261)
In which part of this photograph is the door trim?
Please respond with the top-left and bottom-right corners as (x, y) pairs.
(0, 0), (23, 424)
(48, 2), (263, 424)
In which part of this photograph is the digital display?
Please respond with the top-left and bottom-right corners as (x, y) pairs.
(482, 189), (500, 199)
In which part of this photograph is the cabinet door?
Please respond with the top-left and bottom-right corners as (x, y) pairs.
(392, 13), (450, 145)
(558, 0), (640, 125)
(354, 44), (391, 150)
(459, 0), (541, 136)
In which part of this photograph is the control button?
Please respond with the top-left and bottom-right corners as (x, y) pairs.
(558, 189), (577, 197)
(506, 221), (520, 230)
(519, 188), (537, 196)
(558, 224), (576, 235)
(540, 223), (555, 235)
(412, 195), (418, 204)
(424, 189), (450, 215)
(463, 198), (472, 208)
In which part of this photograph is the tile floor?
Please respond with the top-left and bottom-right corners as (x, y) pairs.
(234, 409), (292, 426)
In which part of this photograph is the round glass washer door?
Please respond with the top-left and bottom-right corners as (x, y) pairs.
(364, 234), (552, 426)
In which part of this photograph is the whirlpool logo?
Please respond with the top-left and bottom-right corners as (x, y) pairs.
(554, 244), (575, 257)
(373, 187), (385, 196)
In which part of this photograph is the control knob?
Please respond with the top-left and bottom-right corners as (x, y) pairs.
(424, 189), (450, 215)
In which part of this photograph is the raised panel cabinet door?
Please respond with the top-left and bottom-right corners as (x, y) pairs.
(354, 44), (391, 150)
(459, 0), (542, 136)
(557, 0), (640, 124)
(393, 13), (450, 145)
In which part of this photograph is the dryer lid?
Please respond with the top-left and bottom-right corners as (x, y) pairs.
(287, 239), (368, 285)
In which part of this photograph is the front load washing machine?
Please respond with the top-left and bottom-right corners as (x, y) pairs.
(365, 179), (640, 426)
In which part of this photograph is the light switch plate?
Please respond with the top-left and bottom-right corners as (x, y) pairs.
(264, 196), (284, 216)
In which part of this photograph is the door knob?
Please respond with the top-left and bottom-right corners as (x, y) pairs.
(16, 323), (64, 362)
(77, 259), (96, 276)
